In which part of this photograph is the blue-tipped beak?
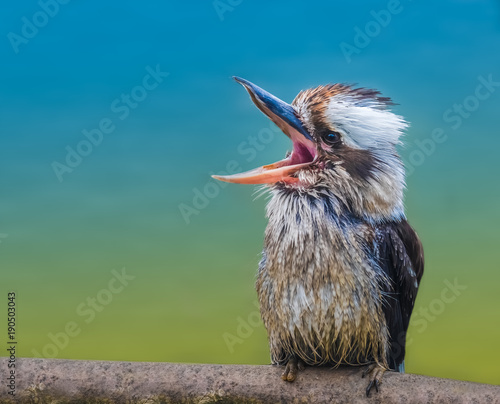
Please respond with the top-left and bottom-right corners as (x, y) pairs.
(212, 77), (317, 185)
(232, 76), (314, 142)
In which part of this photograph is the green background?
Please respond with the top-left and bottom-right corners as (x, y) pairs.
(1, 0), (499, 385)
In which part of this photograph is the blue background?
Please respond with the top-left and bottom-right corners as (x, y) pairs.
(1, 0), (499, 384)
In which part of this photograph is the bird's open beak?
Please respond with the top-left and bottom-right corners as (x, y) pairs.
(212, 77), (317, 185)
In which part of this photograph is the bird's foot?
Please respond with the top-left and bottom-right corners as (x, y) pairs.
(281, 357), (306, 382)
(362, 363), (386, 397)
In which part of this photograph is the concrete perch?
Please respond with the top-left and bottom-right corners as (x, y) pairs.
(0, 358), (499, 403)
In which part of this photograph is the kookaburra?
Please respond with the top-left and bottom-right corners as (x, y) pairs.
(213, 77), (424, 396)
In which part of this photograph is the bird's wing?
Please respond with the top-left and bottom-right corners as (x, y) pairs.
(374, 220), (424, 372)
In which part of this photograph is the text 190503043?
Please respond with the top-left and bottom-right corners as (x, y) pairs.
(6, 292), (16, 397)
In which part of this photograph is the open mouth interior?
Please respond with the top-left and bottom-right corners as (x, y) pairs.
(263, 137), (316, 171)
(212, 133), (317, 185)
(212, 77), (317, 185)
(288, 140), (316, 166)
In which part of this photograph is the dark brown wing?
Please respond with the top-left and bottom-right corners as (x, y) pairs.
(374, 220), (424, 372)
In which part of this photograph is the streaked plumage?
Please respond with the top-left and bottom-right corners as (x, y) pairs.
(213, 77), (424, 395)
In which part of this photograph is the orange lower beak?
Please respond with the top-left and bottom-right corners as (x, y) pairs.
(212, 158), (311, 185)
(212, 77), (316, 185)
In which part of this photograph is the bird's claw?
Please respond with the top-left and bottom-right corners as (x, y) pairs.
(362, 363), (386, 396)
(281, 357), (305, 382)
(366, 378), (380, 395)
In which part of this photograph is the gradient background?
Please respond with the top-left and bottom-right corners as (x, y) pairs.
(1, 0), (499, 386)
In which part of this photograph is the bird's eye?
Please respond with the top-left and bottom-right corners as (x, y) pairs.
(323, 132), (341, 145)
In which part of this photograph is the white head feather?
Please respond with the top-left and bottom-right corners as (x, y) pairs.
(326, 93), (408, 151)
